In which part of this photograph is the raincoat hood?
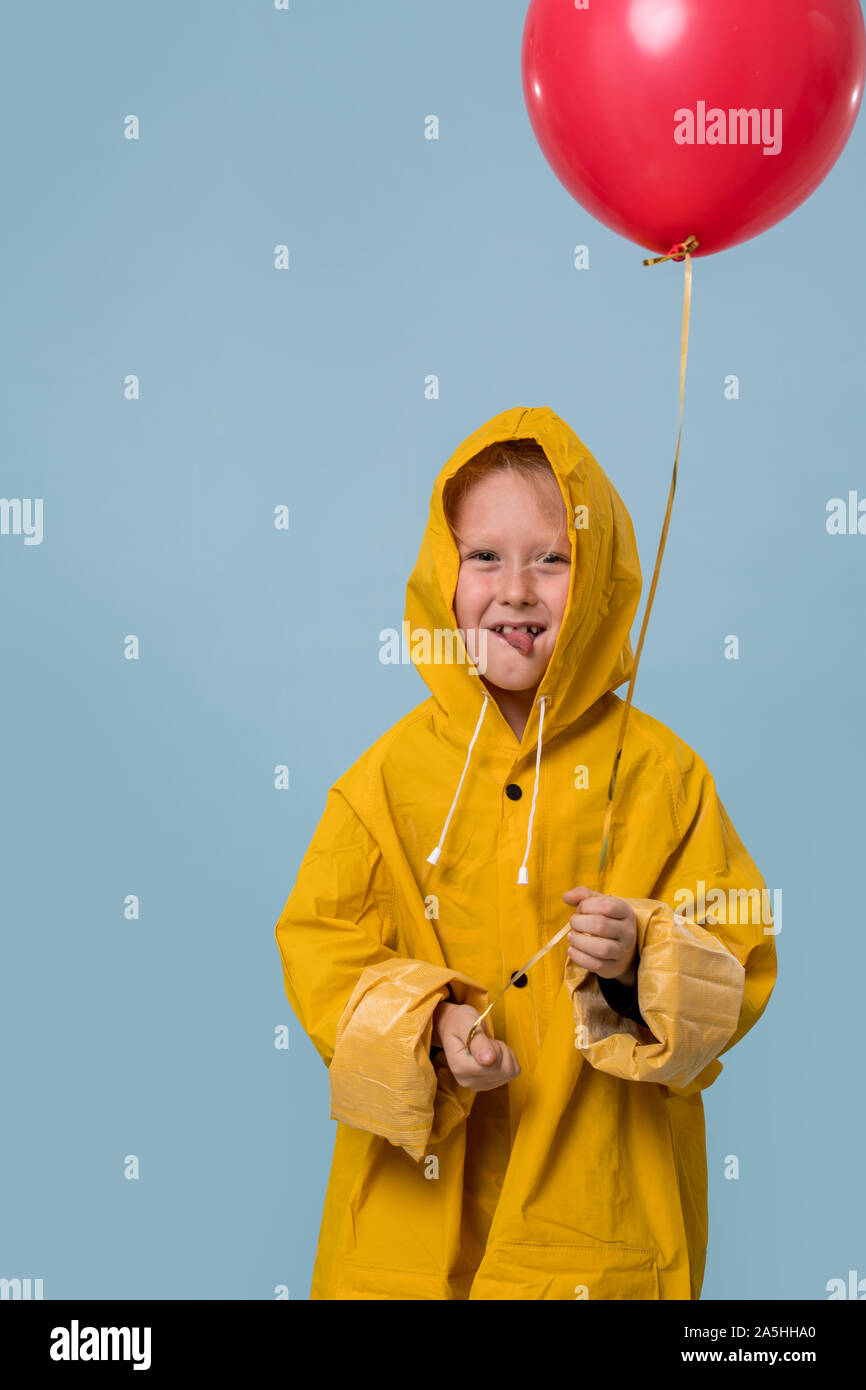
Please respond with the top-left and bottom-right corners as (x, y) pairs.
(407, 405), (643, 886)
(406, 405), (642, 749)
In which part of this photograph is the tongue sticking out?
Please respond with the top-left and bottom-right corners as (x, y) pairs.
(501, 629), (534, 655)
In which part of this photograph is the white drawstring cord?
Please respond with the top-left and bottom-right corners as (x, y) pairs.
(517, 695), (547, 885)
(426, 694), (490, 867)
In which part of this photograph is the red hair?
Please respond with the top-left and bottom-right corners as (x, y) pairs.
(442, 438), (566, 543)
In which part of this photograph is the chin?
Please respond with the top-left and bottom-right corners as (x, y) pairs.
(484, 666), (544, 693)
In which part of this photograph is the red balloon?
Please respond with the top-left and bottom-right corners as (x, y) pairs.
(522, 0), (865, 258)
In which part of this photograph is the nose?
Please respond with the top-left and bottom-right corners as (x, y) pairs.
(497, 559), (537, 608)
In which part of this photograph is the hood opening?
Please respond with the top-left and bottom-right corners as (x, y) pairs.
(407, 406), (644, 886)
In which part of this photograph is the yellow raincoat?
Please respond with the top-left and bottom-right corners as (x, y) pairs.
(275, 405), (776, 1300)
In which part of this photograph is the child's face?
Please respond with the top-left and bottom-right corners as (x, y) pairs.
(451, 470), (572, 695)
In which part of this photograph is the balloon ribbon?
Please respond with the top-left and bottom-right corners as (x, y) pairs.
(464, 236), (699, 1052)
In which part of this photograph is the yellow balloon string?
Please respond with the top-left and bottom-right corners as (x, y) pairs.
(462, 235), (699, 1053)
(595, 234), (698, 887)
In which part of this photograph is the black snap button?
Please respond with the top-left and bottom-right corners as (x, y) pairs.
(511, 970), (528, 989)
(505, 783), (522, 800)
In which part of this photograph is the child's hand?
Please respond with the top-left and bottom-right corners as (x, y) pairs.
(431, 1000), (521, 1093)
(562, 885), (638, 987)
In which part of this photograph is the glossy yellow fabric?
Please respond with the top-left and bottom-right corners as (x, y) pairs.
(275, 405), (777, 1300)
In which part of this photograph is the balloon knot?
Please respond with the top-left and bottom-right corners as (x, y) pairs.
(642, 234), (699, 266)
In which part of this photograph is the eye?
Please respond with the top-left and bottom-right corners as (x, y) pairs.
(464, 549), (569, 564)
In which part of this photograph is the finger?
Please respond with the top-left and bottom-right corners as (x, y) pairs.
(562, 884), (594, 906)
(568, 944), (620, 972)
(568, 946), (614, 973)
(468, 1048), (520, 1088)
(577, 893), (630, 921)
(567, 939), (619, 973)
(504, 1048), (521, 1079)
(569, 927), (623, 966)
(468, 1025), (496, 1065)
(569, 912), (620, 941)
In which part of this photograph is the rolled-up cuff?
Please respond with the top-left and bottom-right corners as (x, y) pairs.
(329, 959), (488, 1161)
(566, 899), (745, 1094)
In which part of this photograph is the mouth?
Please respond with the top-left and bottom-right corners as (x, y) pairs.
(486, 623), (546, 656)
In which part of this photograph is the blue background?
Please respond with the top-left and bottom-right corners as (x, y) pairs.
(1, 0), (863, 1300)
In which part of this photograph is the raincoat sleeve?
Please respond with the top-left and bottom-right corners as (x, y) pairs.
(275, 786), (489, 1163)
(567, 756), (777, 1097)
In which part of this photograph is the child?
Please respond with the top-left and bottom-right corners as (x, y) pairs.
(274, 405), (776, 1301)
